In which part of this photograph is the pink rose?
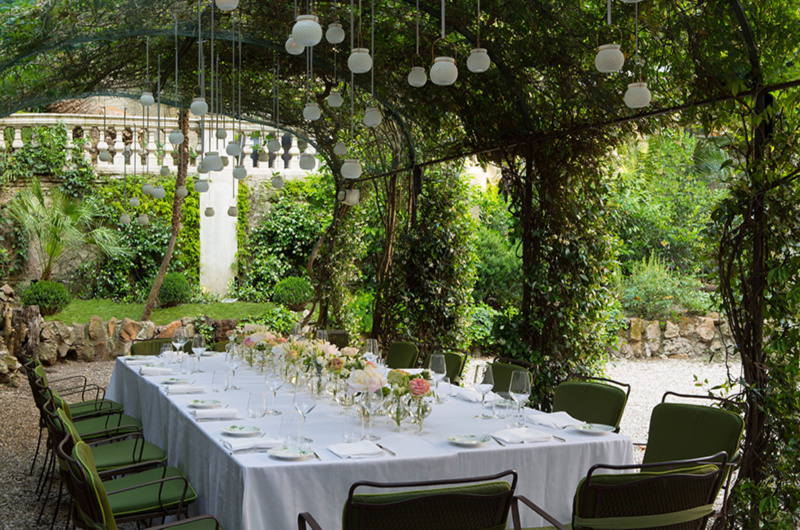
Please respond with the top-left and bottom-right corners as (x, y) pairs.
(408, 378), (431, 397)
(243, 337), (254, 347)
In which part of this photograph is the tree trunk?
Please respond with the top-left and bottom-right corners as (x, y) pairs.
(520, 146), (535, 349)
(141, 109), (189, 321)
(371, 174), (400, 340)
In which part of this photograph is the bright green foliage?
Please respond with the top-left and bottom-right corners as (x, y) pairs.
(610, 131), (726, 275)
(240, 306), (298, 336)
(21, 280), (70, 316)
(157, 272), (190, 308)
(272, 276), (313, 310)
(383, 165), (477, 350)
(7, 178), (129, 281)
(464, 303), (499, 352)
(619, 254), (712, 318)
(472, 225), (521, 310)
(193, 315), (215, 344)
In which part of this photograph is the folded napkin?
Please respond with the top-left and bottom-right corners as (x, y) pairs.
(140, 366), (173, 376)
(453, 387), (499, 403)
(492, 427), (553, 444)
(165, 385), (205, 395)
(195, 408), (238, 420)
(123, 358), (153, 366)
(222, 438), (281, 453)
(328, 440), (385, 459)
(526, 410), (585, 430)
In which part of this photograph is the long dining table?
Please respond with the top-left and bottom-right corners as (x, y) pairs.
(106, 353), (634, 530)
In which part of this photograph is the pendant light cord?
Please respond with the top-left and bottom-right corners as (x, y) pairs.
(145, 37), (150, 88)
(123, 109), (127, 199)
(440, 0), (445, 39)
(238, 18), (242, 139)
(607, 0), (611, 26)
(198, 0), (204, 98)
(415, 0), (420, 56)
(157, 56), (161, 150)
(476, 0), (481, 47)
(350, 0), (355, 141)
(370, 0), (374, 97)
(173, 15), (179, 105)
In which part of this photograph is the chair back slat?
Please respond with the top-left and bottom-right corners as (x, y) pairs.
(386, 342), (419, 369)
(553, 381), (629, 429)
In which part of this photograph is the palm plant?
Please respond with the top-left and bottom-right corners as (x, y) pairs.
(7, 178), (129, 280)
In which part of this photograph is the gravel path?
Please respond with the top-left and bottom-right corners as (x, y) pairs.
(1, 356), (740, 529)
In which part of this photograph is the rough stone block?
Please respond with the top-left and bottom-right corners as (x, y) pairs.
(630, 340), (645, 358)
(120, 318), (141, 342)
(157, 320), (182, 339)
(679, 317), (695, 338)
(695, 317), (716, 343)
(664, 321), (680, 339)
(629, 318), (645, 342)
(137, 321), (156, 341)
(663, 337), (695, 358)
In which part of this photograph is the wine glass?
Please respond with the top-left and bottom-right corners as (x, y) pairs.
(509, 371), (532, 426)
(315, 329), (328, 342)
(265, 372), (284, 415)
(293, 393), (317, 442)
(225, 346), (241, 390)
(172, 328), (186, 353)
(429, 354), (447, 392)
(191, 334), (207, 373)
(364, 339), (379, 364)
(473, 364), (494, 419)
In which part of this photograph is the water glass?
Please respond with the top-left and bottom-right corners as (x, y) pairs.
(430, 354), (447, 384)
(192, 334), (207, 373)
(265, 373), (284, 416)
(436, 376), (451, 404)
(315, 329), (328, 342)
(279, 414), (304, 450)
(342, 419), (363, 443)
(247, 392), (267, 418)
(473, 364), (494, 420)
(492, 398), (516, 420)
(364, 339), (379, 364)
(211, 370), (228, 393)
(180, 354), (194, 375)
(509, 370), (532, 426)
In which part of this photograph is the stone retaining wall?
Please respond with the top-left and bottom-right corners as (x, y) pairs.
(610, 313), (736, 359)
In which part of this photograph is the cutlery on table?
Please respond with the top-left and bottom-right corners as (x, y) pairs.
(375, 443), (396, 457)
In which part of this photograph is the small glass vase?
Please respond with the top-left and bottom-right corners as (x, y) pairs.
(389, 394), (410, 430)
(412, 397), (432, 436)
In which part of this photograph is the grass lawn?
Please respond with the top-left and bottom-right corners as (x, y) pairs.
(45, 299), (274, 325)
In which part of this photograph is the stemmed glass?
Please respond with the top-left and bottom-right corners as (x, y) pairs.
(473, 364), (494, 419)
(429, 354), (447, 396)
(172, 328), (187, 354)
(265, 371), (284, 415)
(509, 371), (532, 426)
(191, 334), (207, 373)
(363, 339), (379, 364)
(225, 345), (241, 390)
(293, 393), (317, 442)
(360, 389), (383, 441)
(316, 329), (328, 342)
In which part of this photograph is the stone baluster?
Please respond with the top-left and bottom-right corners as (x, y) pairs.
(146, 128), (158, 171)
(11, 127), (24, 149)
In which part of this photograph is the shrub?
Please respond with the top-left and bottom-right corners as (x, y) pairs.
(620, 254), (711, 318)
(272, 276), (314, 310)
(240, 306), (298, 336)
(464, 303), (500, 352)
(22, 280), (70, 316)
(157, 273), (191, 307)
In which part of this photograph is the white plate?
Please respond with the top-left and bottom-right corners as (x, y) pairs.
(572, 423), (615, 435)
(187, 399), (222, 409)
(162, 378), (192, 385)
(201, 351), (216, 357)
(221, 425), (261, 437)
(448, 434), (492, 447)
(267, 446), (313, 460)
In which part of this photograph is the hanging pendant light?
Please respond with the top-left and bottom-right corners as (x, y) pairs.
(204, 207), (216, 217)
(169, 130), (185, 145)
(176, 185), (189, 198)
(267, 137), (281, 153)
(98, 148), (112, 162)
(142, 183), (154, 195)
(595, 44), (624, 73)
(303, 102), (321, 121)
(119, 213), (131, 225)
(299, 153), (317, 170)
(327, 91), (343, 107)
(293, 15), (323, 47)
(152, 185), (167, 199)
(333, 141), (347, 156)
(129, 197), (141, 208)
(204, 151), (223, 171)
(226, 140), (242, 157)
(195, 179), (210, 192)
(364, 107), (382, 128)
(160, 165), (170, 176)
(227, 204), (239, 217)
(140, 91), (155, 107)
(337, 188), (360, 205)
(624, 81), (651, 108)
(233, 165), (247, 179)
(285, 35), (305, 55)
(216, 127), (227, 140)
(215, 0), (239, 11)
(190, 97), (209, 116)
(430, 56), (458, 86)
(258, 149), (269, 162)
(326, 22), (345, 44)
(467, 48), (490, 73)
(197, 160), (209, 174)
(341, 158), (362, 179)
(348, 48), (372, 73)
(137, 213), (150, 226)
(408, 66), (427, 87)
(272, 174), (286, 189)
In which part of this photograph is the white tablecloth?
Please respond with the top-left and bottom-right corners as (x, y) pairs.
(107, 356), (633, 529)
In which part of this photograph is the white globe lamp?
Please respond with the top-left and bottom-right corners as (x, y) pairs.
(408, 66), (427, 87)
(98, 149), (112, 162)
(326, 23), (345, 44)
(140, 91), (155, 107)
(267, 138), (281, 153)
(129, 197), (140, 208)
(333, 142), (347, 156)
(194, 179), (209, 193)
(292, 15), (322, 47)
(142, 183), (153, 195)
(466, 48), (491, 73)
(327, 91), (343, 108)
(285, 35), (305, 55)
(137, 214), (149, 226)
(204, 207), (215, 217)
(204, 151), (223, 171)
(233, 165), (247, 180)
(595, 44), (625, 73)
(215, 0), (239, 11)
(272, 175), (285, 189)
(160, 165), (170, 176)
(175, 186), (188, 198)
(169, 130), (184, 145)
(303, 102), (321, 121)
(227, 205), (239, 217)
(364, 107), (382, 128)
(624, 82), (652, 109)
(119, 213), (131, 225)
(430, 56), (458, 86)
(190, 97), (208, 116)
(299, 153), (317, 170)
(348, 48), (372, 74)
(226, 141), (242, 157)
(151, 185), (166, 199)
(341, 159), (362, 179)
(215, 128), (227, 140)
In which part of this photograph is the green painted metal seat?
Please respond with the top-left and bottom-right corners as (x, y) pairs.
(130, 338), (192, 356)
(552, 376), (631, 431)
(298, 470), (518, 530)
(491, 359), (532, 394)
(511, 453), (728, 530)
(424, 350), (467, 383)
(327, 329), (350, 349)
(386, 341), (419, 369)
(211, 341), (230, 352)
(61, 438), (200, 529)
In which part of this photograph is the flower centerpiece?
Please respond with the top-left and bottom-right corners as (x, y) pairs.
(408, 373), (433, 435)
(385, 369), (412, 428)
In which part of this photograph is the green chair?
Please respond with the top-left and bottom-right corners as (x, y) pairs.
(552, 375), (631, 432)
(641, 392), (745, 526)
(131, 338), (192, 356)
(299, 470), (518, 530)
(511, 453), (728, 530)
(424, 351), (467, 384)
(59, 437), (200, 529)
(211, 341), (230, 352)
(491, 358), (533, 394)
(327, 330), (350, 349)
(386, 341), (419, 369)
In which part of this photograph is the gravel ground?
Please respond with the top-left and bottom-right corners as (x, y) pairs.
(1, 356), (740, 529)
